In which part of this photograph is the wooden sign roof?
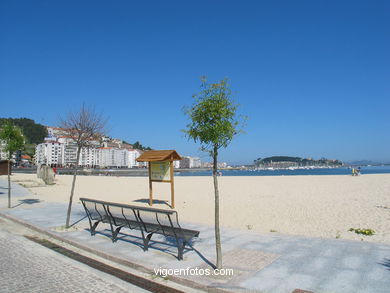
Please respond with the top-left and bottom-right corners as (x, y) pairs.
(136, 150), (182, 162)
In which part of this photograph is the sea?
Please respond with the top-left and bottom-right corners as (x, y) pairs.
(14, 165), (390, 177)
(175, 165), (390, 177)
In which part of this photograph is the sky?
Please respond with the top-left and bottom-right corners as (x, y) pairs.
(0, 0), (389, 165)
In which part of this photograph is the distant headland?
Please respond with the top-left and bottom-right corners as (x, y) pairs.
(253, 156), (343, 169)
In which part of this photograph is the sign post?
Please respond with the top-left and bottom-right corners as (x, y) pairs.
(136, 150), (182, 209)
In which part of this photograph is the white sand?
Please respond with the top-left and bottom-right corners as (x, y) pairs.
(6, 173), (390, 243)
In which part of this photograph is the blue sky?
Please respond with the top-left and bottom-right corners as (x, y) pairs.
(1, 0), (389, 164)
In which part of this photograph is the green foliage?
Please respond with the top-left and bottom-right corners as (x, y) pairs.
(0, 121), (25, 158)
(260, 156), (302, 163)
(132, 141), (152, 151)
(24, 143), (36, 157)
(254, 156), (343, 166)
(349, 228), (375, 236)
(0, 118), (47, 144)
(183, 77), (245, 154)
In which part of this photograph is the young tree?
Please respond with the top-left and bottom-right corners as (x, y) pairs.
(184, 77), (245, 268)
(0, 121), (25, 208)
(59, 104), (107, 228)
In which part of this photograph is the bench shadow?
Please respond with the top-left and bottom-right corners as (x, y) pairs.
(87, 228), (200, 260)
(133, 198), (171, 207)
(379, 258), (390, 271)
(12, 198), (41, 208)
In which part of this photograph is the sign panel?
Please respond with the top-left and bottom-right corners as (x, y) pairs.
(0, 161), (10, 175)
(150, 161), (171, 181)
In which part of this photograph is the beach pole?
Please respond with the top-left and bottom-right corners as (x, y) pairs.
(170, 160), (175, 208)
(148, 162), (153, 206)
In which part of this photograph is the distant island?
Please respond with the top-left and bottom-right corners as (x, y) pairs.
(254, 156), (343, 168)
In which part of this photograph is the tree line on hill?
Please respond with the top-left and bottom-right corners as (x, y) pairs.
(0, 118), (47, 158)
(254, 156), (343, 167)
(0, 118), (47, 145)
(124, 140), (152, 151)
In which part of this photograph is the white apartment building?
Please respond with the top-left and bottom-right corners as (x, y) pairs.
(96, 147), (128, 168)
(35, 141), (62, 166)
(178, 156), (202, 168)
(34, 126), (148, 168)
(79, 147), (97, 167)
(0, 141), (8, 160)
(173, 160), (180, 169)
(190, 157), (201, 168)
(127, 149), (143, 168)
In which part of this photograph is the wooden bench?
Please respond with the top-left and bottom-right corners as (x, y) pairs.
(80, 198), (200, 260)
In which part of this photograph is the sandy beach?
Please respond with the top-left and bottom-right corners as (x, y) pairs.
(6, 173), (390, 243)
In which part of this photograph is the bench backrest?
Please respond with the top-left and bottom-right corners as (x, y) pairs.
(80, 197), (182, 231)
(82, 199), (106, 221)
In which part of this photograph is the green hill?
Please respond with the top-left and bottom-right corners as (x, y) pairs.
(254, 156), (343, 166)
(0, 118), (48, 157)
(0, 118), (47, 145)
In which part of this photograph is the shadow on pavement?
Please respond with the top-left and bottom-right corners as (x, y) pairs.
(69, 215), (87, 227)
(89, 228), (201, 261)
(133, 198), (170, 207)
(12, 199), (41, 208)
(380, 258), (390, 271)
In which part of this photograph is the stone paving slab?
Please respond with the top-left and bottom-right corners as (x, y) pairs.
(1, 178), (390, 293)
(0, 179), (33, 198)
(0, 229), (148, 293)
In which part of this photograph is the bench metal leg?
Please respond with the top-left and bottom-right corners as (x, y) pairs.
(143, 233), (154, 251)
(90, 220), (101, 236)
(112, 226), (124, 242)
(178, 240), (187, 260)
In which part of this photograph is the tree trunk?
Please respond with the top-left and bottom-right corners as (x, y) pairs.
(7, 159), (11, 208)
(213, 145), (222, 269)
(65, 146), (81, 228)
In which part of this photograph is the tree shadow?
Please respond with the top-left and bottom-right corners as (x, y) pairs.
(12, 198), (41, 208)
(379, 258), (390, 271)
(133, 198), (171, 208)
(188, 243), (216, 269)
(69, 215), (87, 228)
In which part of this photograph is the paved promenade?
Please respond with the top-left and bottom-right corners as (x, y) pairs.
(1, 178), (390, 293)
(0, 227), (147, 293)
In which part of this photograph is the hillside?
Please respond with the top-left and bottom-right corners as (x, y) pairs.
(0, 118), (47, 145)
(254, 156), (343, 167)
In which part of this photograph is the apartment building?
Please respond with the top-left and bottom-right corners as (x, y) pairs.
(35, 126), (147, 168)
(127, 149), (143, 168)
(35, 141), (62, 166)
(96, 147), (128, 168)
(0, 141), (7, 160)
(178, 156), (202, 168)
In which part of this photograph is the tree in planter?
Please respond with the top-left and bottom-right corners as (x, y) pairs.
(183, 77), (245, 268)
(0, 121), (25, 208)
(59, 104), (107, 228)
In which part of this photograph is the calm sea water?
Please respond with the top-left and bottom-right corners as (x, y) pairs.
(175, 166), (390, 176)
